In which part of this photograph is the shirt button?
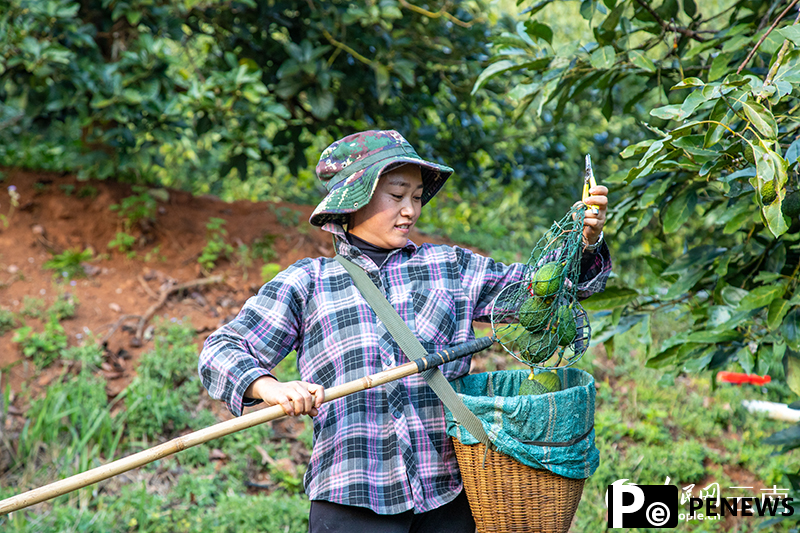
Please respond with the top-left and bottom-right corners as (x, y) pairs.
(392, 409), (402, 419)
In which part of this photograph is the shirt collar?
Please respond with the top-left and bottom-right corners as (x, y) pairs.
(322, 223), (418, 260)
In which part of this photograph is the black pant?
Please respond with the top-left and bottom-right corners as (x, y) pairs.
(308, 490), (476, 533)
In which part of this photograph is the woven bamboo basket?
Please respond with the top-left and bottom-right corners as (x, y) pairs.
(452, 439), (585, 533)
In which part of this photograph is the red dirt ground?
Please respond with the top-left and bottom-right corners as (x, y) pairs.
(0, 167), (500, 404)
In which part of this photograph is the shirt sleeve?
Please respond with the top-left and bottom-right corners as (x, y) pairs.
(455, 238), (613, 322)
(198, 260), (312, 417)
(453, 246), (528, 321)
(577, 240), (612, 300)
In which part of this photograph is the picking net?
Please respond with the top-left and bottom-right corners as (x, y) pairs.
(490, 205), (591, 370)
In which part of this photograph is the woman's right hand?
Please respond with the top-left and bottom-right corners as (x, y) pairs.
(246, 376), (324, 416)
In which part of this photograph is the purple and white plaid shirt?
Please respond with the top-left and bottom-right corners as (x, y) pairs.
(198, 223), (611, 515)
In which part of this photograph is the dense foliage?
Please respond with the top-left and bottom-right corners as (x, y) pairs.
(0, 0), (596, 214)
(476, 0), (800, 511)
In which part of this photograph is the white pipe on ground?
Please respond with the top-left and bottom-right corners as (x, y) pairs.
(742, 400), (800, 423)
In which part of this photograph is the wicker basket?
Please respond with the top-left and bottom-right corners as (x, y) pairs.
(452, 439), (585, 533)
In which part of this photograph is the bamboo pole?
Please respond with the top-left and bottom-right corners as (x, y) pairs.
(0, 337), (493, 515)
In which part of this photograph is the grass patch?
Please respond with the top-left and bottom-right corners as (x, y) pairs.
(573, 326), (799, 532)
(3, 307), (797, 533)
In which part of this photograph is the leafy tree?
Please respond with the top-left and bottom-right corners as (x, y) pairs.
(1, 1), (573, 207)
(477, 0), (800, 508)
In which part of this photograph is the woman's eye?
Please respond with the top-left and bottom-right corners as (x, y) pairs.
(391, 194), (403, 200)
(413, 196), (422, 202)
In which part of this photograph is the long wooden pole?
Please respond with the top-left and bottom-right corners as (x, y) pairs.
(0, 337), (493, 515)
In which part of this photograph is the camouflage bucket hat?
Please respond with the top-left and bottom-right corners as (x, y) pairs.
(309, 130), (453, 227)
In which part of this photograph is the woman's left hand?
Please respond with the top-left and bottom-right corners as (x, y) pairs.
(575, 185), (608, 246)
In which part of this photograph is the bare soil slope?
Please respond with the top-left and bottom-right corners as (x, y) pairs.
(0, 167), (474, 401)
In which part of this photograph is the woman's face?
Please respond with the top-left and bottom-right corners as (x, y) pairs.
(349, 164), (423, 249)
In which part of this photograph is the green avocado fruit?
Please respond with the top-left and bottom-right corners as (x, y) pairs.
(517, 330), (559, 364)
(519, 297), (551, 332)
(518, 377), (549, 396)
(533, 371), (562, 392)
(783, 191), (800, 219)
(555, 306), (577, 346)
(761, 180), (777, 204)
(518, 371), (562, 396)
(531, 262), (565, 297)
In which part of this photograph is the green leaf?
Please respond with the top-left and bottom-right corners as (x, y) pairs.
(769, 299), (792, 331)
(525, 21), (553, 44)
(786, 138), (800, 166)
(686, 330), (742, 343)
(590, 46), (616, 69)
(763, 425), (800, 448)
(306, 89), (334, 119)
(742, 99), (778, 139)
(601, 2), (625, 32)
(672, 77), (704, 89)
(650, 104), (686, 120)
(684, 0), (697, 18)
(662, 245), (726, 275)
(647, 344), (679, 369)
(777, 25), (800, 46)
(664, 267), (704, 300)
(392, 60), (415, 86)
(783, 308), (800, 351)
(644, 256), (670, 277)
(786, 350), (800, 397)
(662, 189), (697, 233)
(683, 346), (715, 373)
(126, 10), (142, 25)
(775, 50), (800, 83)
(709, 52), (733, 82)
(737, 346), (754, 374)
(581, 287), (639, 310)
(684, 38), (721, 60)
(679, 89), (713, 117)
(738, 284), (787, 311)
(721, 286), (749, 307)
(620, 138), (656, 158)
(704, 98), (735, 148)
(723, 203), (755, 234)
(639, 178), (672, 208)
(672, 134), (718, 157)
(580, 0), (597, 21)
(472, 60), (518, 95)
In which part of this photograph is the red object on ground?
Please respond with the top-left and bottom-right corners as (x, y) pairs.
(716, 371), (771, 386)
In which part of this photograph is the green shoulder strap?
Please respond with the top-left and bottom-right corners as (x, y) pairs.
(334, 254), (492, 449)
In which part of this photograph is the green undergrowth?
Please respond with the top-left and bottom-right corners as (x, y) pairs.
(0, 318), (312, 532)
(1, 302), (797, 532)
(573, 325), (799, 532)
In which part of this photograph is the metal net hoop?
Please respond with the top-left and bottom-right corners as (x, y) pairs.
(488, 205), (592, 370)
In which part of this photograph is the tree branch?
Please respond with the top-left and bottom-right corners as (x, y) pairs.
(761, 9), (800, 97)
(737, 0), (800, 74)
(320, 27), (374, 67)
(397, 0), (481, 28)
(633, 0), (706, 42)
(134, 275), (224, 341)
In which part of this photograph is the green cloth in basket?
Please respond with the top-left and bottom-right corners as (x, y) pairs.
(445, 368), (598, 480)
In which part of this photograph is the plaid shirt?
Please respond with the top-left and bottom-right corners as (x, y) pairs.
(198, 223), (611, 515)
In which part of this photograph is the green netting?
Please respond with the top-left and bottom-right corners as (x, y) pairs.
(445, 368), (598, 480)
(490, 204), (591, 369)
